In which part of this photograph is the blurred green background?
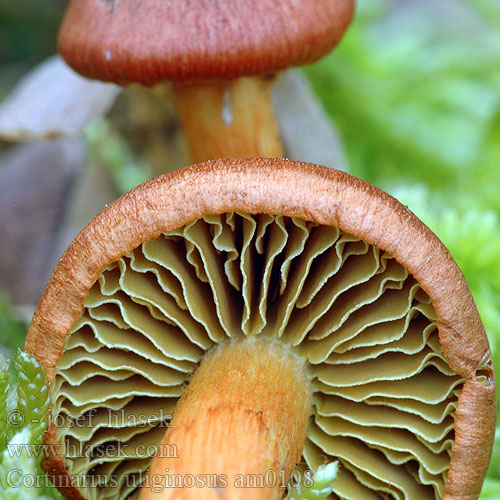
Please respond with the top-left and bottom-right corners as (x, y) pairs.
(0, 0), (499, 497)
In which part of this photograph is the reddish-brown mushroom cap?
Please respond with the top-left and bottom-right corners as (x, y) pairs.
(25, 159), (496, 500)
(58, 0), (354, 85)
(59, 1), (355, 163)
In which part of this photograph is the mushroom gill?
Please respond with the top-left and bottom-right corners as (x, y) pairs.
(53, 212), (462, 500)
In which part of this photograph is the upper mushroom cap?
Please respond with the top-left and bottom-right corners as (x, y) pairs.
(58, 0), (355, 85)
(25, 159), (496, 500)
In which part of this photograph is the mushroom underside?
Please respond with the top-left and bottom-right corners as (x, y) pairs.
(53, 212), (463, 500)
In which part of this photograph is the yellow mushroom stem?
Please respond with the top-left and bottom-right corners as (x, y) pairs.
(172, 76), (284, 163)
(140, 338), (312, 500)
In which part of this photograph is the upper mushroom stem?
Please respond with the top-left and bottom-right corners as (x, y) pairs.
(58, 0), (354, 85)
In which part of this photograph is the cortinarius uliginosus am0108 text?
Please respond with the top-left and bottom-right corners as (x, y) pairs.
(25, 159), (496, 500)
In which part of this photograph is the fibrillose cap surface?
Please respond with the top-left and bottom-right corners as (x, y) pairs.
(58, 0), (355, 85)
(25, 159), (496, 500)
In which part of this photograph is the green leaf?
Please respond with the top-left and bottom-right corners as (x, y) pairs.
(12, 351), (51, 456)
(0, 352), (63, 499)
(0, 426), (63, 500)
(285, 462), (339, 500)
(0, 355), (10, 451)
(0, 427), (38, 500)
